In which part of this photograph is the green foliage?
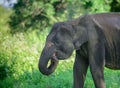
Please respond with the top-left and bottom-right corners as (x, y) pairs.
(1, 0), (120, 88)
(110, 0), (120, 12)
(0, 5), (12, 80)
(0, 5), (48, 87)
(70, 0), (110, 16)
(9, 0), (72, 32)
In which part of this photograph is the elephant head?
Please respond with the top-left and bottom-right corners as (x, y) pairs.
(38, 21), (88, 75)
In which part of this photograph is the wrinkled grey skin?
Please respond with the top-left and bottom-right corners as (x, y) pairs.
(38, 13), (120, 88)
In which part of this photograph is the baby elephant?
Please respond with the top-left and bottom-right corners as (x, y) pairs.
(38, 12), (120, 88)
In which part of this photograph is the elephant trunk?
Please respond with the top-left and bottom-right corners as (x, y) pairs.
(38, 47), (58, 75)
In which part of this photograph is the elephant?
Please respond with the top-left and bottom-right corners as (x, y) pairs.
(38, 12), (120, 88)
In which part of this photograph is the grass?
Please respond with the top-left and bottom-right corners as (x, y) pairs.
(1, 62), (120, 88)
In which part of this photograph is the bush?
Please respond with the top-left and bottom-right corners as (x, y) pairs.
(9, 0), (72, 32)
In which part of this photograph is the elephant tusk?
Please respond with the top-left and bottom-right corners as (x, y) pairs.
(51, 52), (58, 61)
(51, 56), (58, 62)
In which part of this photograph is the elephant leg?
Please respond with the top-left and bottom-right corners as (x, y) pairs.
(89, 42), (105, 88)
(73, 50), (89, 88)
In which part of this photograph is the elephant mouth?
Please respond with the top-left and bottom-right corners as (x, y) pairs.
(47, 56), (59, 71)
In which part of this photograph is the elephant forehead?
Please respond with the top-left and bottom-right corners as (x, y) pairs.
(46, 42), (54, 48)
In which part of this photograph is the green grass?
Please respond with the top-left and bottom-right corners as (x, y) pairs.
(84, 68), (120, 88)
(1, 63), (120, 88)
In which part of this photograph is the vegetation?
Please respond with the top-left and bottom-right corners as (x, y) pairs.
(0, 0), (120, 88)
(9, 0), (111, 32)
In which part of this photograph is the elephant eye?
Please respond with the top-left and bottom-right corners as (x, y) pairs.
(54, 41), (60, 46)
(52, 37), (60, 46)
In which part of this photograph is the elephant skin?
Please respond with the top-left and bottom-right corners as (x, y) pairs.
(38, 12), (120, 88)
